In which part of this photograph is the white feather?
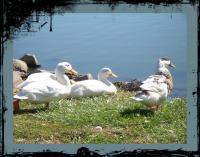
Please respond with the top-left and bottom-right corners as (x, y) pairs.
(14, 62), (75, 103)
(131, 58), (175, 109)
(70, 68), (117, 98)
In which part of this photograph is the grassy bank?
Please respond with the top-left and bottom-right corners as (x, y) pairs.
(13, 90), (186, 144)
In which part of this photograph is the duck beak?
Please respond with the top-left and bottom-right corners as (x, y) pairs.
(111, 72), (118, 78)
(169, 63), (176, 68)
(68, 68), (78, 76)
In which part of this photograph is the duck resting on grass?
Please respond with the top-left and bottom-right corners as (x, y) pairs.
(14, 62), (78, 108)
(70, 67), (117, 98)
(131, 58), (175, 111)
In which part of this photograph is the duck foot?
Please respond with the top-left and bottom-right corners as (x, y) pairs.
(149, 104), (160, 112)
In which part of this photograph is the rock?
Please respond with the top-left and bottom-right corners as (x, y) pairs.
(94, 126), (103, 132)
(126, 79), (142, 91)
(20, 53), (41, 69)
(66, 73), (93, 81)
(13, 71), (23, 94)
(73, 73), (93, 81)
(13, 53), (41, 80)
(13, 59), (28, 73)
(13, 59), (28, 80)
(114, 79), (142, 91)
(113, 81), (127, 89)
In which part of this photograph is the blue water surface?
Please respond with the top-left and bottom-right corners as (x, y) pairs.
(13, 13), (187, 97)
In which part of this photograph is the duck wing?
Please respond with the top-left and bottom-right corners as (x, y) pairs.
(26, 72), (56, 81)
(17, 72), (56, 89)
(15, 79), (69, 102)
(71, 80), (109, 97)
(142, 75), (166, 84)
(140, 75), (167, 93)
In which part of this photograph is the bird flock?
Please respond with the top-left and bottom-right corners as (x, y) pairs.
(13, 57), (175, 111)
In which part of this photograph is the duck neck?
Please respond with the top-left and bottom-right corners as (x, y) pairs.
(157, 60), (164, 69)
(98, 74), (112, 86)
(157, 62), (172, 78)
(159, 68), (173, 93)
(167, 74), (173, 91)
(55, 70), (71, 87)
(159, 67), (172, 81)
(156, 62), (173, 92)
(165, 77), (173, 94)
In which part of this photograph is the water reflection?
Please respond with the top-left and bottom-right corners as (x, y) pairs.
(3, 0), (78, 41)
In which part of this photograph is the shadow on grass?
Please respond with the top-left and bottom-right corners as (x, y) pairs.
(120, 108), (154, 117)
(14, 107), (48, 115)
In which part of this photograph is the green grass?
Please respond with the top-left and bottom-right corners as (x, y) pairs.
(13, 90), (186, 144)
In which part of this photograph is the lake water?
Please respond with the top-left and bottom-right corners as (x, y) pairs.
(13, 13), (187, 97)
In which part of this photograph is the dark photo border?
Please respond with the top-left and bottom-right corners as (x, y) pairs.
(0, 0), (199, 156)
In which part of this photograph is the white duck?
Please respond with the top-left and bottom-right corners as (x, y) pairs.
(17, 62), (78, 87)
(14, 62), (78, 106)
(131, 58), (175, 111)
(70, 67), (117, 98)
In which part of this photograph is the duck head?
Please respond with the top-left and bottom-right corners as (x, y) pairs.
(98, 67), (118, 80)
(56, 62), (78, 76)
(158, 58), (176, 69)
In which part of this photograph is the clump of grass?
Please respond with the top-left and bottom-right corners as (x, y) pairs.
(14, 90), (186, 144)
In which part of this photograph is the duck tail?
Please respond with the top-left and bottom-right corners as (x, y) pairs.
(13, 93), (28, 100)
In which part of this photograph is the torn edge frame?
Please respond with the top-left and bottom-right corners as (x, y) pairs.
(0, 0), (199, 156)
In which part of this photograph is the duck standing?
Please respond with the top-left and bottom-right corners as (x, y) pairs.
(131, 58), (175, 111)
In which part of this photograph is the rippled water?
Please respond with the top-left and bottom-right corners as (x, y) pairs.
(13, 13), (187, 97)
